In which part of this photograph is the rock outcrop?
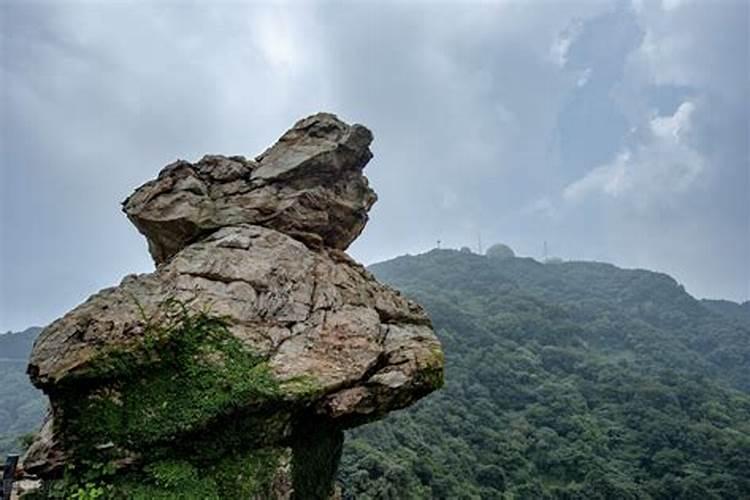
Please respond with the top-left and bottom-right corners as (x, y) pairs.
(23, 113), (443, 499)
(123, 113), (377, 265)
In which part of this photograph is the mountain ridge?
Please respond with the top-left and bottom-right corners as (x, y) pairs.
(2, 251), (749, 498)
(340, 249), (750, 499)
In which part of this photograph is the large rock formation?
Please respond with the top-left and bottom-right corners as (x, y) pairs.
(22, 113), (443, 499)
(123, 114), (377, 265)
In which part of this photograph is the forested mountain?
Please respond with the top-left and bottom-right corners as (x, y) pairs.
(339, 250), (750, 499)
(702, 299), (750, 326)
(0, 327), (46, 455)
(0, 327), (41, 360)
(2, 253), (749, 499)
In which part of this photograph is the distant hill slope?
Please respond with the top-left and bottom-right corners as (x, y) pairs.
(0, 327), (42, 360)
(702, 299), (750, 326)
(0, 327), (46, 455)
(2, 255), (749, 498)
(339, 250), (750, 499)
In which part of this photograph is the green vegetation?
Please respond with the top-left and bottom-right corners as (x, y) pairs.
(339, 249), (750, 499)
(0, 327), (40, 358)
(702, 299), (750, 326)
(28, 301), (295, 498)
(26, 448), (286, 500)
(3, 252), (750, 498)
(0, 303), (342, 499)
(55, 300), (281, 455)
(0, 327), (45, 456)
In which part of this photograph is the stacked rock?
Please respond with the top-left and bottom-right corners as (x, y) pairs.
(22, 113), (444, 499)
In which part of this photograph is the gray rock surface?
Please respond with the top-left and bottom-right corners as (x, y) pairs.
(123, 113), (377, 265)
(28, 224), (441, 421)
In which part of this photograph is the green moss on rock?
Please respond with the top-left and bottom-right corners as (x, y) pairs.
(36, 302), (294, 497)
(32, 447), (289, 499)
(421, 346), (446, 390)
(28, 298), (441, 499)
(279, 375), (325, 401)
(111, 448), (286, 499)
(55, 302), (281, 456)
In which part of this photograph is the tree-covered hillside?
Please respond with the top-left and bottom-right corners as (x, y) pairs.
(339, 250), (750, 499)
(0, 327), (46, 456)
(2, 253), (749, 499)
(0, 327), (41, 359)
(702, 299), (750, 327)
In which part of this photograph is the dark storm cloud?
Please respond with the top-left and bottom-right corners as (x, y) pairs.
(1, 0), (747, 331)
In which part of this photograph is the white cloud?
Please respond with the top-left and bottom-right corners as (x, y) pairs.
(564, 151), (631, 202)
(576, 67), (592, 87)
(563, 101), (704, 206)
(626, 0), (748, 104)
(521, 197), (557, 219)
(2, 0), (747, 329)
(549, 20), (584, 67)
(661, 0), (687, 12)
(251, 7), (302, 71)
(649, 100), (694, 139)
(633, 0), (688, 13)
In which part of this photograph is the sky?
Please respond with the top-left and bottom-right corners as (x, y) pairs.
(1, 0), (748, 332)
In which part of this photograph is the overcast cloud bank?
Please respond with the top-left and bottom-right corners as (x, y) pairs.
(1, 0), (748, 331)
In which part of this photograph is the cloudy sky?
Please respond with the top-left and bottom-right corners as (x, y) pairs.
(1, 0), (748, 332)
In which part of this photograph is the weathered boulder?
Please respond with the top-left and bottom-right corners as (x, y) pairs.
(23, 113), (443, 499)
(123, 113), (377, 265)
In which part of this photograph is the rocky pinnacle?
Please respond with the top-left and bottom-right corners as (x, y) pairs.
(23, 113), (444, 499)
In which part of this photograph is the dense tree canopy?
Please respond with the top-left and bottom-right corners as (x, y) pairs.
(339, 250), (750, 499)
(2, 254), (749, 499)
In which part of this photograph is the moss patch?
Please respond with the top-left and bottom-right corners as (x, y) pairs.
(32, 301), (355, 498)
(279, 375), (325, 400)
(30, 447), (288, 499)
(112, 447), (286, 499)
(54, 301), (282, 455)
(420, 346), (446, 390)
(37, 301), (294, 498)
